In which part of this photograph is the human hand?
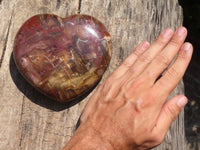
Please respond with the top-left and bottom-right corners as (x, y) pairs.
(63, 27), (193, 150)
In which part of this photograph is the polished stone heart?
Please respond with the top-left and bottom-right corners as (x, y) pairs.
(13, 14), (112, 102)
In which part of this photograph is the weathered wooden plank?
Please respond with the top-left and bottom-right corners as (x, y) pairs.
(0, 0), (186, 150)
(0, 0), (23, 149)
(80, 0), (186, 150)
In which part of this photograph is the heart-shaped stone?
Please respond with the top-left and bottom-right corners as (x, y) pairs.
(13, 14), (112, 102)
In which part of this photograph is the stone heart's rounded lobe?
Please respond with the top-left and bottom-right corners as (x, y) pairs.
(13, 14), (112, 102)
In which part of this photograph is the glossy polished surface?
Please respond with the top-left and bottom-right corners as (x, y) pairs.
(13, 14), (112, 102)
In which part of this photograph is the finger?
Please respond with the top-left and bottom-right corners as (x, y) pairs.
(111, 41), (150, 79)
(142, 27), (188, 83)
(125, 28), (174, 79)
(153, 42), (193, 100)
(151, 95), (188, 137)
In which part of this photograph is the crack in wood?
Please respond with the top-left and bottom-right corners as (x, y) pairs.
(0, 10), (13, 69)
(78, 0), (82, 14)
(18, 95), (25, 149)
(56, 0), (61, 9)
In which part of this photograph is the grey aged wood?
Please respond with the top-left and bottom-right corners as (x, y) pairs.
(0, 0), (187, 150)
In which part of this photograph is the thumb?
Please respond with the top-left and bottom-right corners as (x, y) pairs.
(152, 95), (188, 137)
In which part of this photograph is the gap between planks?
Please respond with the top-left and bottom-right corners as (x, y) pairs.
(78, 0), (82, 14)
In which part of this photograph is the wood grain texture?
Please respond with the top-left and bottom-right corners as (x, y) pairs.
(0, 0), (187, 149)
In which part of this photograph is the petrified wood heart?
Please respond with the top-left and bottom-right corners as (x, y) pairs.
(13, 14), (112, 102)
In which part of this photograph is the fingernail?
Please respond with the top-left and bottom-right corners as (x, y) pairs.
(183, 43), (192, 52)
(161, 29), (173, 38)
(176, 27), (187, 36)
(177, 97), (188, 108)
(141, 41), (149, 50)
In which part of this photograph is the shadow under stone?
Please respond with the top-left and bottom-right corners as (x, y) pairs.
(9, 53), (96, 111)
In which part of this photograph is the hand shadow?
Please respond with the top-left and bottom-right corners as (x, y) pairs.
(9, 53), (97, 111)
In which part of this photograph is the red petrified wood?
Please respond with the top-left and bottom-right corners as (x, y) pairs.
(13, 14), (112, 102)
